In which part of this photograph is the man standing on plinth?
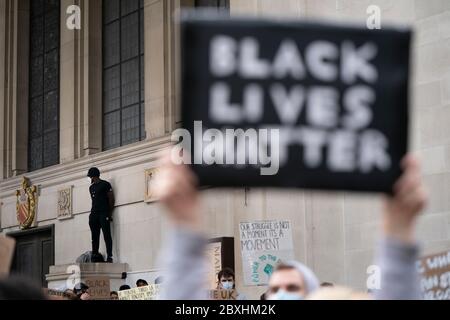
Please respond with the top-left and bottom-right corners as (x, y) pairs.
(87, 167), (115, 263)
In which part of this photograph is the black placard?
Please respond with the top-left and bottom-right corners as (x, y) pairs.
(180, 14), (411, 193)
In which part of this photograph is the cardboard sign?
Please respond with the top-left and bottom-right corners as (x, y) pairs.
(181, 15), (411, 193)
(209, 289), (237, 300)
(118, 284), (161, 300)
(0, 236), (16, 276)
(205, 241), (223, 289)
(44, 289), (66, 300)
(84, 277), (110, 300)
(239, 220), (294, 286)
(417, 250), (450, 300)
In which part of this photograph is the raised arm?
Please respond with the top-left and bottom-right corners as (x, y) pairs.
(374, 155), (428, 300)
(155, 152), (209, 300)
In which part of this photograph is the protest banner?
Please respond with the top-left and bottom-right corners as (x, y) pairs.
(417, 250), (450, 300)
(180, 14), (411, 193)
(84, 277), (110, 300)
(239, 220), (294, 286)
(118, 284), (161, 300)
(205, 237), (235, 289)
(45, 289), (65, 300)
(206, 241), (223, 289)
(209, 289), (237, 300)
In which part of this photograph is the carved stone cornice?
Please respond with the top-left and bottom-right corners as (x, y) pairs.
(0, 135), (172, 197)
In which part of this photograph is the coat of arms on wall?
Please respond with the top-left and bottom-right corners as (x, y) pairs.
(144, 168), (159, 203)
(15, 177), (38, 230)
(58, 186), (73, 220)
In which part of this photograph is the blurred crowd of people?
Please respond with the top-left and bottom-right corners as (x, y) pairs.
(156, 152), (427, 300)
(0, 152), (428, 300)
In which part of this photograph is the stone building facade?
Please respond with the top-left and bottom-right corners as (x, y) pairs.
(0, 0), (449, 299)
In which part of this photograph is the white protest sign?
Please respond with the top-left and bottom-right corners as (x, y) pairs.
(239, 220), (294, 286)
(118, 284), (161, 300)
(205, 241), (222, 289)
(417, 250), (450, 300)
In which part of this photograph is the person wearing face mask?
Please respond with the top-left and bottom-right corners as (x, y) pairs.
(156, 151), (426, 300)
(87, 167), (115, 263)
(216, 268), (247, 300)
(266, 261), (319, 300)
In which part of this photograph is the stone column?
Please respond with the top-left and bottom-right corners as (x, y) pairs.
(1, 0), (29, 178)
(60, 0), (78, 163)
(2, 0), (14, 178)
(144, 0), (170, 140)
(0, 0), (6, 180)
(230, 0), (306, 17)
(14, 0), (29, 176)
(60, 0), (102, 163)
(166, 0), (181, 130)
(82, 0), (103, 156)
(230, 0), (259, 15)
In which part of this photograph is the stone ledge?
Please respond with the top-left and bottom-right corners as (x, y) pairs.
(0, 135), (172, 196)
(46, 263), (128, 282)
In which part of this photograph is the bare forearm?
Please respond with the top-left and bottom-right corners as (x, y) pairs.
(109, 202), (114, 214)
(108, 194), (115, 215)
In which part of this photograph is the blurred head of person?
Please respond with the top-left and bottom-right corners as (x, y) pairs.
(217, 268), (235, 291)
(267, 261), (319, 300)
(154, 276), (164, 285)
(307, 286), (371, 300)
(260, 290), (268, 300)
(119, 284), (131, 291)
(73, 282), (90, 299)
(63, 288), (78, 300)
(320, 282), (334, 287)
(136, 279), (148, 287)
(110, 291), (119, 300)
(0, 275), (47, 300)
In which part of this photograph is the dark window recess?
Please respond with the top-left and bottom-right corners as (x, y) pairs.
(103, 0), (145, 151)
(195, 0), (229, 9)
(28, 0), (60, 172)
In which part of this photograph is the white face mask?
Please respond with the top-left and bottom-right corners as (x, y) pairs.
(87, 177), (92, 184)
(267, 290), (304, 300)
(221, 281), (234, 290)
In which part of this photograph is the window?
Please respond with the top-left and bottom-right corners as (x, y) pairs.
(195, 0), (229, 9)
(103, 0), (145, 150)
(28, 0), (60, 171)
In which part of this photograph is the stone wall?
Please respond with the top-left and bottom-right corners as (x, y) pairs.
(1, 0), (449, 298)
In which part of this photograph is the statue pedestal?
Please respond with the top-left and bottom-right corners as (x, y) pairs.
(46, 263), (128, 292)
